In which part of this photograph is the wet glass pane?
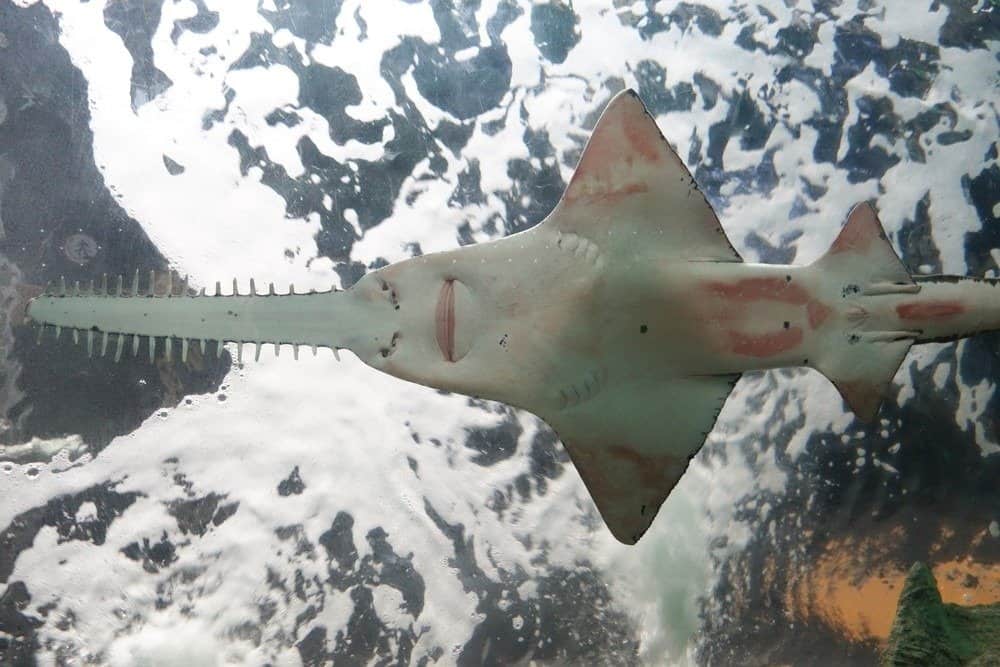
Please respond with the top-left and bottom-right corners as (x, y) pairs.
(1, 0), (998, 664)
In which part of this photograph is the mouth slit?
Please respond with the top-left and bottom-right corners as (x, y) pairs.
(435, 279), (456, 362)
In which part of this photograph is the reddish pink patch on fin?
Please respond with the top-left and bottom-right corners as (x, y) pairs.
(564, 439), (686, 543)
(829, 203), (883, 255)
(896, 300), (965, 321)
(728, 327), (803, 357)
(705, 278), (810, 305)
(835, 379), (883, 422)
(807, 300), (832, 329)
(622, 108), (663, 164)
(563, 93), (667, 208)
(564, 181), (649, 205)
(607, 445), (683, 493)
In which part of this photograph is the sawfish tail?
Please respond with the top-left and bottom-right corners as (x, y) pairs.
(25, 271), (367, 363)
(907, 274), (1000, 344)
(808, 203), (1000, 421)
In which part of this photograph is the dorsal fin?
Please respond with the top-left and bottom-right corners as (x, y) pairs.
(815, 202), (913, 287)
(543, 89), (742, 263)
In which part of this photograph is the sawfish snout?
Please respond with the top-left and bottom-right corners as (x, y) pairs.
(435, 278), (479, 362)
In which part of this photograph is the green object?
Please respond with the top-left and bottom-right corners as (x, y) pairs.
(882, 562), (1000, 666)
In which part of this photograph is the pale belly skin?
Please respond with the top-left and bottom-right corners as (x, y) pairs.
(361, 224), (1000, 418)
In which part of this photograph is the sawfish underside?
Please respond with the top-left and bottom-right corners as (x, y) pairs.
(26, 90), (1000, 544)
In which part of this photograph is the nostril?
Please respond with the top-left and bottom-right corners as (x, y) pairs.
(379, 333), (401, 360)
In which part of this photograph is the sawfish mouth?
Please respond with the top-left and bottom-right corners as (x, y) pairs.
(434, 278), (479, 362)
(436, 279), (457, 361)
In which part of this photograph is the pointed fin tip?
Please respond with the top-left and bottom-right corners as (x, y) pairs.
(817, 201), (913, 289)
(546, 375), (735, 544)
(829, 202), (884, 255)
(834, 379), (884, 423)
(817, 335), (913, 424)
(550, 88), (741, 263)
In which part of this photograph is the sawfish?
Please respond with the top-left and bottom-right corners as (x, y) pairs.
(26, 90), (1000, 544)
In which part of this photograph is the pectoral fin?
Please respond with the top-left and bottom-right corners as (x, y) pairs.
(542, 375), (738, 544)
(542, 89), (742, 263)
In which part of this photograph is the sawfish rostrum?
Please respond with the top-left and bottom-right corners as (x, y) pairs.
(27, 90), (1000, 544)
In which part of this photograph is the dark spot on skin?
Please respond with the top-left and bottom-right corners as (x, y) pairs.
(640, 324), (648, 333)
(842, 284), (861, 298)
(217, 394), (226, 402)
(803, 358), (809, 364)
(786, 274), (792, 282)
(848, 334), (860, 344)
(783, 321), (790, 329)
